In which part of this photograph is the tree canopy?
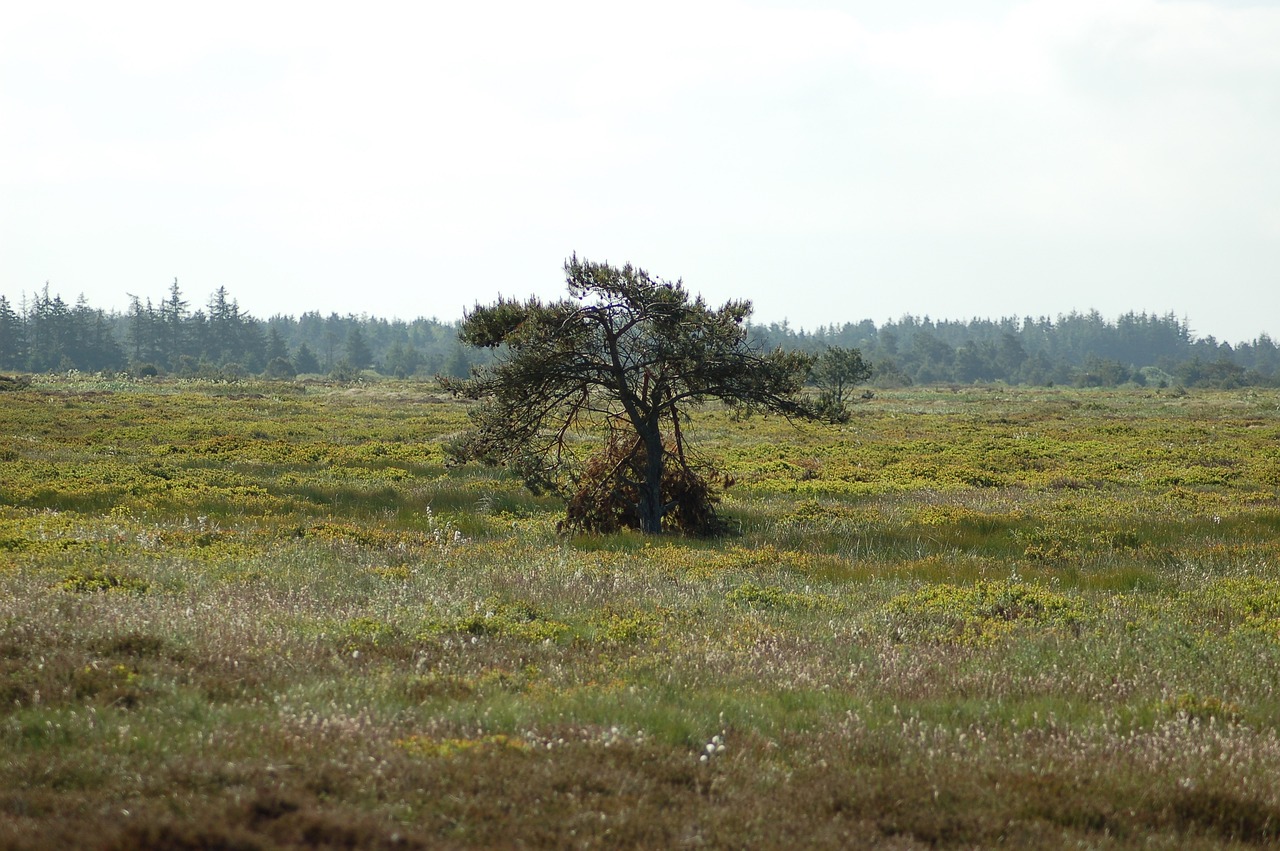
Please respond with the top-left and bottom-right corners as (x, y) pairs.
(444, 256), (818, 534)
(810, 346), (874, 423)
(4, 281), (1277, 389)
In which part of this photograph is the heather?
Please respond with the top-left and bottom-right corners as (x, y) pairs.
(2, 377), (1279, 849)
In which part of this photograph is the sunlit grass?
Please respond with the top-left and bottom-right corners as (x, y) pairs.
(1, 379), (1278, 848)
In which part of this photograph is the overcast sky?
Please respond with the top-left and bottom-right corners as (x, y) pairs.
(2, 0), (1277, 343)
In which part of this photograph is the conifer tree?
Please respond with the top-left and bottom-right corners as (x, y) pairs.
(445, 256), (818, 534)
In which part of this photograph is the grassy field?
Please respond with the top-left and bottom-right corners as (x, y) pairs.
(2, 376), (1279, 849)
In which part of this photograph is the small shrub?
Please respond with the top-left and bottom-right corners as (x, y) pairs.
(887, 579), (1084, 644)
(451, 599), (571, 643)
(1162, 692), (1242, 723)
(726, 582), (833, 611)
(262, 357), (297, 380)
(59, 568), (150, 595)
(397, 733), (531, 759)
(590, 608), (665, 643)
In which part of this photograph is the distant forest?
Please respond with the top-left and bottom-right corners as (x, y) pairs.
(1, 281), (1277, 389)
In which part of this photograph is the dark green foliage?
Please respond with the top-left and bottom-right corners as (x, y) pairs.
(445, 256), (817, 533)
(752, 310), (1280, 387)
(343, 326), (374, 370)
(0, 295), (25, 367)
(381, 339), (422, 378)
(14, 287), (125, 372)
(262, 357), (297, 380)
(1076, 356), (1132, 387)
(265, 325), (289, 362)
(3, 280), (1277, 388)
(457, 297), (536, 348)
(809, 346), (873, 423)
(160, 278), (189, 362)
(292, 341), (320, 374)
(205, 286), (266, 370)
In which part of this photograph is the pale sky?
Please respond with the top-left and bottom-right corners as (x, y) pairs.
(3, 0), (1277, 343)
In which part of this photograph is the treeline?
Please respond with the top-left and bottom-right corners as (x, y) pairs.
(0, 281), (482, 380)
(749, 311), (1279, 389)
(1, 283), (1277, 389)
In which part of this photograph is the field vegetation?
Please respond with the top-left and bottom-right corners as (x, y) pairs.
(2, 375), (1279, 848)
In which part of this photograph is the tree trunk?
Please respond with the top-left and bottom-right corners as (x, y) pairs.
(636, 427), (666, 534)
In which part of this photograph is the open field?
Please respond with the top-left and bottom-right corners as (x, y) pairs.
(2, 377), (1279, 849)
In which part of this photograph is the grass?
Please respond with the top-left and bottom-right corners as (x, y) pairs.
(1, 376), (1279, 848)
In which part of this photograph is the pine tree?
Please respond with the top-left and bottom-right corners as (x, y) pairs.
(344, 326), (374, 370)
(266, 326), (289, 362)
(160, 278), (188, 367)
(445, 256), (818, 534)
(0, 295), (25, 369)
(126, 295), (161, 368)
(293, 342), (321, 374)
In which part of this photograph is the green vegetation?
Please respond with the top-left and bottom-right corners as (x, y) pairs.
(3, 281), (1279, 388)
(2, 376), (1279, 848)
(447, 257), (821, 534)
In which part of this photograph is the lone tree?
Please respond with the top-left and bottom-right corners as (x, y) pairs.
(444, 256), (818, 534)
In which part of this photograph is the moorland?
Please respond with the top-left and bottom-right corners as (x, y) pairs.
(1, 375), (1279, 849)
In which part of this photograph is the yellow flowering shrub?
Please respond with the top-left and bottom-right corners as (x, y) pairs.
(887, 579), (1084, 645)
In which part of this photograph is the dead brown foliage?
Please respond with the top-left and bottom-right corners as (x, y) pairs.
(560, 435), (727, 536)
